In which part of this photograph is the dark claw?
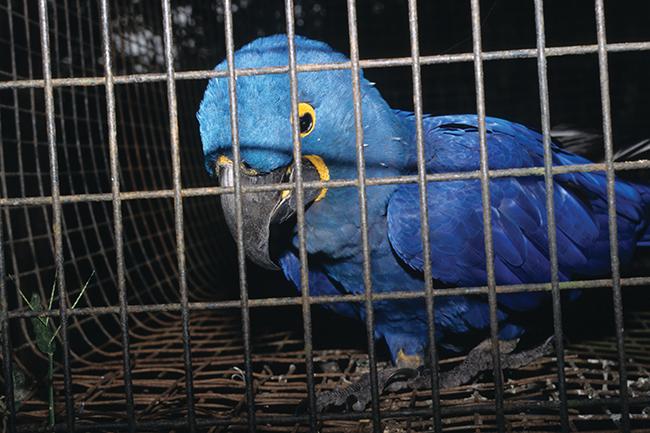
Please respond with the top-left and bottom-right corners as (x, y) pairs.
(301, 367), (418, 413)
(306, 337), (555, 413)
(383, 367), (420, 392)
(439, 336), (555, 389)
(502, 336), (554, 369)
(315, 368), (394, 412)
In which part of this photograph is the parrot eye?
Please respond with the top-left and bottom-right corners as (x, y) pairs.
(298, 102), (316, 137)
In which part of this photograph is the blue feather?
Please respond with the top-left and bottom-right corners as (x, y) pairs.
(197, 35), (650, 362)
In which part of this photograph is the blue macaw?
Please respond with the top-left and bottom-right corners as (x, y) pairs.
(197, 35), (650, 391)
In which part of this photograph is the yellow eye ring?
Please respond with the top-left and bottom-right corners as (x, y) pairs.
(298, 102), (316, 137)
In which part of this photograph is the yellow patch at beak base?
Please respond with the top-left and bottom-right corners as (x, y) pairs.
(217, 155), (232, 166)
(304, 154), (329, 201)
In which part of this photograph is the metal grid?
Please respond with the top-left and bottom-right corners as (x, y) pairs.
(1, 1), (650, 433)
(8, 309), (650, 432)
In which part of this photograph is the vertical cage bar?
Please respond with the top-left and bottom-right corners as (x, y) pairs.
(37, 0), (76, 429)
(532, 0), (569, 430)
(222, 1), (257, 431)
(6, 0), (48, 302)
(0, 200), (16, 433)
(16, 0), (55, 326)
(0, 2), (17, 429)
(594, 0), (630, 429)
(60, 0), (123, 348)
(99, 1), (136, 431)
(160, 1), (197, 431)
(405, 1), (442, 431)
(283, 1), (317, 429)
(468, 0), (505, 431)
(345, 1), (381, 431)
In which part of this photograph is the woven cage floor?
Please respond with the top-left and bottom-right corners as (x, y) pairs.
(12, 310), (650, 432)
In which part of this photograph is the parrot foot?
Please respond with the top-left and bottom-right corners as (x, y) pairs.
(436, 336), (555, 389)
(308, 337), (554, 413)
(307, 367), (418, 413)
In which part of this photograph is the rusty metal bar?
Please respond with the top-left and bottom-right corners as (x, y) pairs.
(17, 395), (650, 433)
(7, 274), (650, 321)
(283, 1), (317, 429)
(37, 0), (75, 429)
(346, 1), (382, 431)
(405, 1), (442, 431)
(594, 0), (630, 429)
(533, 0), (569, 429)
(3, 159), (649, 206)
(2, 41), (650, 90)
(160, 0), (196, 431)
(98, 1), (135, 430)
(221, 1), (257, 431)
(469, 0), (505, 430)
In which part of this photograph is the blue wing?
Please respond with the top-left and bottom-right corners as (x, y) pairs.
(387, 115), (649, 312)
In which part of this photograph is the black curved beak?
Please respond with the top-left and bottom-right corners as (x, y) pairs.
(217, 157), (325, 270)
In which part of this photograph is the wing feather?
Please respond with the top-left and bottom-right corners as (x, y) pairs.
(387, 115), (647, 312)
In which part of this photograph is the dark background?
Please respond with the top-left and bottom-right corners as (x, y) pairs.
(169, 0), (650, 141)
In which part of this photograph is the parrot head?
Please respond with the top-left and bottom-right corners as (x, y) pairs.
(197, 35), (409, 269)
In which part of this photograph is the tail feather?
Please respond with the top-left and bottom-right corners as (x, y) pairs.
(614, 138), (650, 162)
(552, 126), (650, 247)
(551, 125), (650, 163)
(551, 125), (602, 157)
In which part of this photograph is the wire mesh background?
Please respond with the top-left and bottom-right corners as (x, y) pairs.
(1, 0), (650, 432)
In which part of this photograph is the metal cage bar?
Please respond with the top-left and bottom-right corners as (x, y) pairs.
(56, 0), (122, 365)
(160, 0), (197, 431)
(532, 0), (569, 430)
(0, 173), (16, 433)
(221, 1), (257, 431)
(7, 274), (650, 321)
(594, 0), (630, 429)
(283, 0), (318, 429)
(469, 0), (505, 430)
(37, 0), (76, 429)
(24, 394), (650, 433)
(1, 0), (649, 431)
(405, 1), (442, 432)
(3, 41), (650, 91)
(98, 1), (136, 431)
(4, 158), (650, 207)
(0, 5), (18, 431)
(345, 1), (382, 431)
(7, 0), (60, 371)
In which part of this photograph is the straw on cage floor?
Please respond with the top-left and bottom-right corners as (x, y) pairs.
(12, 310), (650, 432)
